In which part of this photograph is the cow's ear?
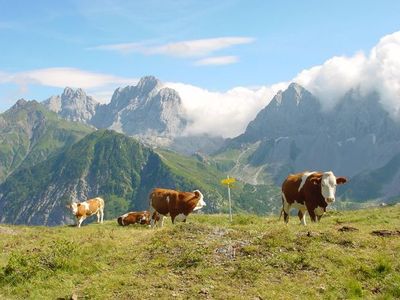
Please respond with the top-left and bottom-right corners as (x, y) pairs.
(193, 190), (200, 197)
(310, 177), (321, 185)
(336, 177), (347, 185)
(77, 203), (81, 207)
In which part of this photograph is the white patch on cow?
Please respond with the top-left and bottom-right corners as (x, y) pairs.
(81, 202), (90, 211)
(122, 213), (129, 219)
(70, 203), (78, 215)
(166, 196), (170, 203)
(193, 190), (206, 211)
(175, 213), (187, 222)
(320, 171), (337, 203)
(314, 206), (325, 217)
(298, 172), (316, 192)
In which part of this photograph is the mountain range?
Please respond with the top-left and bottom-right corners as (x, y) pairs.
(43, 76), (223, 154)
(1, 76), (400, 226)
(223, 83), (400, 202)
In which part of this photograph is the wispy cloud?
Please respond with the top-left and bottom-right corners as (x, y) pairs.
(0, 67), (138, 104)
(194, 56), (239, 66)
(90, 37), (255, 58)
(1, 67), (137, 89)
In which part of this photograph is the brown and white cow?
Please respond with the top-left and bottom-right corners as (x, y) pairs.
(117, 211), (151, 226)
(68, 197), (105, 228)
(281, 171), (347, 225)
(149, 188), (206, 227)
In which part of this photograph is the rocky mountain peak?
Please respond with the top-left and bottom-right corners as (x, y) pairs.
(10, 99), (40, 112)
(136, 76), (161, 93)
(43, 87), (99, 123)
(62, 87), (87, 99)
(12, 98), (28, 109)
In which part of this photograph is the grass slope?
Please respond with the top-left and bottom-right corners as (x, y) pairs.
(156, 148), (281, 214)
(1, 206), (399, 299)
(0, 100), (93, 181)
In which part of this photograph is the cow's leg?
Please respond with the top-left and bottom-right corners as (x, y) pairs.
(159, 215), (165, 227)
(149, 206), (156, 228)
(100, 208), (104, 223)
(307, 209), (317, 222)
(282, 193), (291, 224)
(174, 213), (187, 223)
(96, 211), (101, 223)
(298, 208), (307, 226)
(77, 217), (85, 228)
(314, 206), (324, 222)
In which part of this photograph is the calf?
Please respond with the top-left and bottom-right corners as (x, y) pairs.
(281, 171), (347, 225)
(117, 211), (151, 226)
(149, 188), (206, 227)
(68, 197), (105, 228)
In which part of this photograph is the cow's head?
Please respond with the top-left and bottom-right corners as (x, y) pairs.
(193, 190), (206, 211)
(67, 202), (79, 215)
(310, 171), (347, 204)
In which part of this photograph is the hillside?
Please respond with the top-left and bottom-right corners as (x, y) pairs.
(0, 99), (93, 182)
(156, 148), (280, 214)
(0, 130), (279, 226)
(0, 206), (399, 299)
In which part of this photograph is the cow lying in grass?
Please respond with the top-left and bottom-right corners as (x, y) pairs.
(117, 211), (151, 226)
(67, 197), (105, 228)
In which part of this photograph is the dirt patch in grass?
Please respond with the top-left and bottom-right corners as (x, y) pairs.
(371, 230), (400, 237)
(338, 226), (359, 232)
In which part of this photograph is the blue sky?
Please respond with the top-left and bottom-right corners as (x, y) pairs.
(1, 0), (400, 121)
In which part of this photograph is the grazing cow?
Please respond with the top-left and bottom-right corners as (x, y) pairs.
(149, 188), (206, 227)
(117, 211), (151, 226)
(281, 171), (347, 225)
(68, 197), (105, 228)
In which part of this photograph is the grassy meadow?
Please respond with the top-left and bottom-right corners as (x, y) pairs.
(0, 206), (400, 299)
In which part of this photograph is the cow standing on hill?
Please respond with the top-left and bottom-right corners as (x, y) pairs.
(67, 197), (105, 228)
(281, 171), (347, 225)
(149, 188), (206, 227)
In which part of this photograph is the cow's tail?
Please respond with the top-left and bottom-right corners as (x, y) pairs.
(148, 190), (156, 228)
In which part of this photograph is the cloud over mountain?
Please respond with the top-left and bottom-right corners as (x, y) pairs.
(295, 31), (400, 116)
(167, 82), (288, 138)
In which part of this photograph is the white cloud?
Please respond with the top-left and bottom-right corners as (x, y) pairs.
(194, 56), (239, 66)
(19, 68), (137, 89)
(91, 36), (255, 58)
(295, 31), (400, 116)
(166, 81), (288, 138)
(0, 68), (138, 105)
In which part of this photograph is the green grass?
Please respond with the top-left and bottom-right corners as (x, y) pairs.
(1, 206), (400, 299)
